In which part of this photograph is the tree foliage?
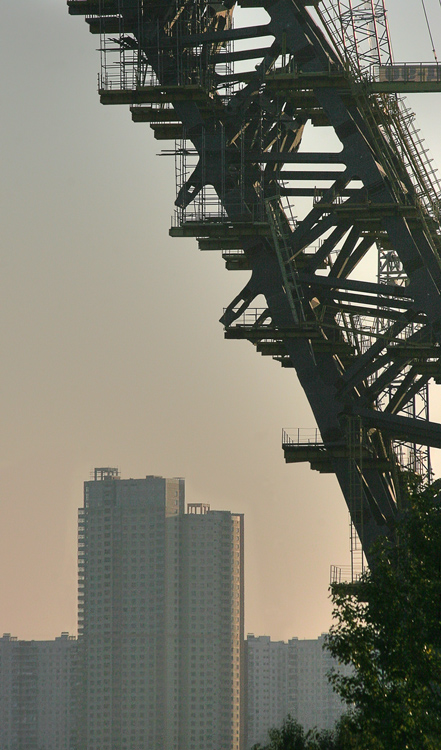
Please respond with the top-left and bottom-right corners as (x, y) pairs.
(326, 476), (441, 749)
(254, 478), (441, 749)
(251, 715), (346, 750)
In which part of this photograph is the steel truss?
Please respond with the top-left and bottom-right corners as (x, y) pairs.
(69, 0), (441, 563)
(319, 0), (392, 73)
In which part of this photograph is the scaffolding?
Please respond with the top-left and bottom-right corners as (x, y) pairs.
(317, 0), (441, 222)
(317, 0), (436, 486)
(97, 0), (236, 93)
(377, 245), (432, 481)
(69, 0), (441, 569)
(317, 0), (392, 74)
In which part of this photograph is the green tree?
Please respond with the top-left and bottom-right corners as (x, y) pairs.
(326, 477), (441, 749)
(251, 715), (347, 750)
(251, 716), (306, 749)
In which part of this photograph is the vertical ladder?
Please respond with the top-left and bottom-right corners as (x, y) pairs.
(348, 416), (365, 580)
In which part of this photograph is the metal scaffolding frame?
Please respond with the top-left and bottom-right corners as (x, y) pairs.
(69, 0), (441, 570)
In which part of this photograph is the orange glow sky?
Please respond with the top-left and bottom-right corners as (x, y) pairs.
(1, 0), (441, 642)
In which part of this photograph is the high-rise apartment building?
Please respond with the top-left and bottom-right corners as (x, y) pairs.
(79, 469), (244, 750)
(0, 632), (77, 750)
(78, 469), (185, 749)
(165, 503), (245, 750)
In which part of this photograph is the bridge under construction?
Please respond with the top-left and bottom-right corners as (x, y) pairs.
(69, 0), (441, 575)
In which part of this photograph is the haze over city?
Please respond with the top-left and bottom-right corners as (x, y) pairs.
(1, 0), (441, 643)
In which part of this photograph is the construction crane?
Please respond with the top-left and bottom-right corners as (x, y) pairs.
(68, 0), (441, 571)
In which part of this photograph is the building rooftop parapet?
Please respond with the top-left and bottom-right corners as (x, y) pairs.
(93, 467), (120, 481)
(89, 472), (185, 482)
(187, 502), (210, 514)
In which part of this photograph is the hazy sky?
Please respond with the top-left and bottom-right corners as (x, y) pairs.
(1, 0), (441, 642)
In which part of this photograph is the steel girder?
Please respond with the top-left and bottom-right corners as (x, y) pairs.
(69, 0), (441, 561)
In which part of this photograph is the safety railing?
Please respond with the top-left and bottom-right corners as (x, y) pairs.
(330, 564), (365, 584)
(282, 428), (323, 446)
(223, 308), (270, 327)
(373, 62), (441, 83)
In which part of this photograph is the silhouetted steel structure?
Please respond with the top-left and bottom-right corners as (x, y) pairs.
(68, 0), (441, 564)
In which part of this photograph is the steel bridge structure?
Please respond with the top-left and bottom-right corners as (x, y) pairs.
(69, 0), (441, 567)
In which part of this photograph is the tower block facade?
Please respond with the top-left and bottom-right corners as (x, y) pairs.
(78, 469), (244, 750)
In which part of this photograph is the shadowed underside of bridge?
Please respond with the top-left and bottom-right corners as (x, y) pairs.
(68, 0), (441, 563)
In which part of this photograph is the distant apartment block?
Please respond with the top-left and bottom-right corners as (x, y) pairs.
(79, 468), (244, 750)
(246, 635), (289, 749)
(246, 634), (348, 748)
(289, 634), (349, 731)
(166, 503), (245, 750)
(0, 632), (77, 750)
(78, 470), (185, 750)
